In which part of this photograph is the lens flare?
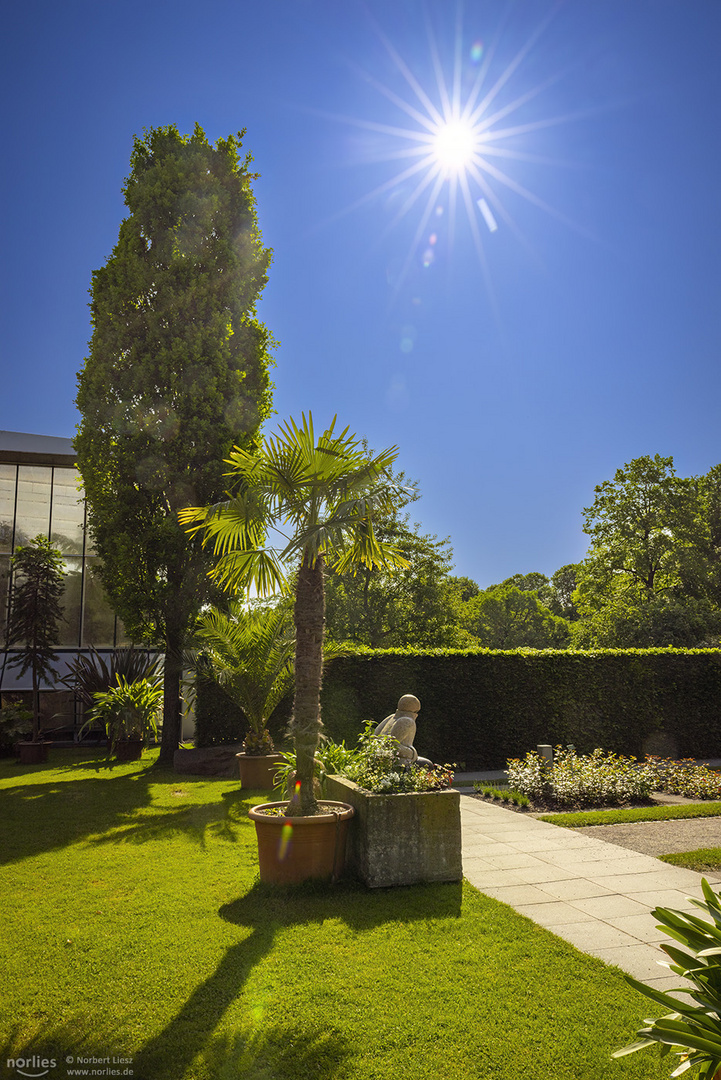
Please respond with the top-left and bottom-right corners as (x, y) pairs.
(278, 821), (293, 861)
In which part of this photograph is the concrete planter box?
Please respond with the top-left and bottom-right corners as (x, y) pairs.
(325, 775), (462, 888)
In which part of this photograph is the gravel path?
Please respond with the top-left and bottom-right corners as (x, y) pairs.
(576, 816), (721, 856)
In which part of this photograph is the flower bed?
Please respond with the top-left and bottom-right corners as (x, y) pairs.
(500, 747), (721, 812)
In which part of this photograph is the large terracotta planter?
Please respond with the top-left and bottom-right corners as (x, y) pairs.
(325, 775), (462, 888)
(236, 752), (283, 790)
(17, 742), (48, 765)
(248, 800), (354, 885)
(114, 739), (144, 762)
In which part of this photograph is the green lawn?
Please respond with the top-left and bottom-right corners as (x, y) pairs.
(0, 751), (674, 1080)
(538, 802), (721, 828)
(660, 848), (721, 872)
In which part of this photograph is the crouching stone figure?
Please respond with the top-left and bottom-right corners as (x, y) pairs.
(374, 694), (433, 767)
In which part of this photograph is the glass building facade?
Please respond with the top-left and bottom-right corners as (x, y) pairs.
(0, 432), (128, 733)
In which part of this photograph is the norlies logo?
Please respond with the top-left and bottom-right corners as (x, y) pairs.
(6, 1057), (57, 1078)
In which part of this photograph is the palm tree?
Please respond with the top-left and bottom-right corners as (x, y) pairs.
(180, 414), (408, 815)
(195, 599), (295, 753)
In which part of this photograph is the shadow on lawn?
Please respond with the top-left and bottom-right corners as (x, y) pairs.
(134, 879), (463, 1080)
(0, 761), (248, 866)
(0, 1016), (351, 1080)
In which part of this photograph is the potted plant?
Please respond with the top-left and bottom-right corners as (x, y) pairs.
(0, 701), (33, 756)
(194, 599), (295, 788)
(62, 646), (162, 746)
(83, 676), (163, 760)
(5, 536), (66, 765)
(181, 413), (408, 884)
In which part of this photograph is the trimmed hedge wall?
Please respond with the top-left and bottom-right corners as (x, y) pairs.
(318, 648), (721, 769)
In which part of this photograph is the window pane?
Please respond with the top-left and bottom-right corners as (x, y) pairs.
(0, 554), (10, 641)
(51, 468), (85, 555)
(82, 558), (117, 647)
(15, 466), (52, 547)
(0, 464), (16, 553)
(58, 557), (83, 647)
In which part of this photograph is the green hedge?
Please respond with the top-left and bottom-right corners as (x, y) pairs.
(318, 648), (721, 769)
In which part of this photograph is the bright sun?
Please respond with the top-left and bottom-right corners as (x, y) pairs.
(431, 118), (477, 174)
(328, 7), (580, 291)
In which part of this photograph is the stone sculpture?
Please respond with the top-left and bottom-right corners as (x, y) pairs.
(374, 694), (432, 766)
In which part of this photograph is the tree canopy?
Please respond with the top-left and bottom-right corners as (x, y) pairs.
(572, 455), (721, 647)
(75, 124), (274, 763)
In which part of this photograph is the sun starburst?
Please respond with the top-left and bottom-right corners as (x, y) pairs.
(326, 6), (587, 296)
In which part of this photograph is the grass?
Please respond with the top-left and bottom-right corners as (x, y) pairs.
(0, 750), (675, 1080)
(538, 801), (721, 828)
(660, 848), (721, 872)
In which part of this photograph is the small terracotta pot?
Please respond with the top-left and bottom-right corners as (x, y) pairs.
(114, 740), (144, 762)
(248, 801), (354, 885)
(17, 742), (48, 765)
(236, 752), (284, 790)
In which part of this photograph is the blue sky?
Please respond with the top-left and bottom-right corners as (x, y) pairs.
(1, 0), (719, 587)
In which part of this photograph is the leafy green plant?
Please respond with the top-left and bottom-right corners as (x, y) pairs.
(5, 536), (66, 743)
(614, 878), (721, 1078)
(339, 720), (455, 795)
(194, 600), (295, 755)
(82, 677), (163, 751)
(61, 647), (162, 707)
(0, 703), (33, 753)
(272, 736), (362, 797)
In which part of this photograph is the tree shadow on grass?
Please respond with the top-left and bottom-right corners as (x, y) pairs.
(134, 878), (462, 1080)
(0, 1016), (351, 1080)
(0, 763), (249, 867)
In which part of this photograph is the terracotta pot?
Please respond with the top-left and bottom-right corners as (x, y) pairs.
(17, 742), (48, 765)
(236, 752), (284, 790)
(114, 739), (144, 762)
(248, 801), (354, 885)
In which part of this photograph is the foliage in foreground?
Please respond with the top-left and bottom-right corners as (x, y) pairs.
(0, 752), (671, 1080)
(614, 878), (721, 1079)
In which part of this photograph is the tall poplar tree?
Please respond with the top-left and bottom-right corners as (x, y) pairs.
(75, 124), (274, 765)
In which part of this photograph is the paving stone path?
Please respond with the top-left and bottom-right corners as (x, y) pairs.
(460, 794), (721, 991)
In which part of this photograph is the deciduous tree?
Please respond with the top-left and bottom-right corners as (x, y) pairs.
(75, 124), (274, 764)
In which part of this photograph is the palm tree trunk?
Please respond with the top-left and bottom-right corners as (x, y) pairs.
(288, 552), (325, 816)
(158, 621), (183, 767)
